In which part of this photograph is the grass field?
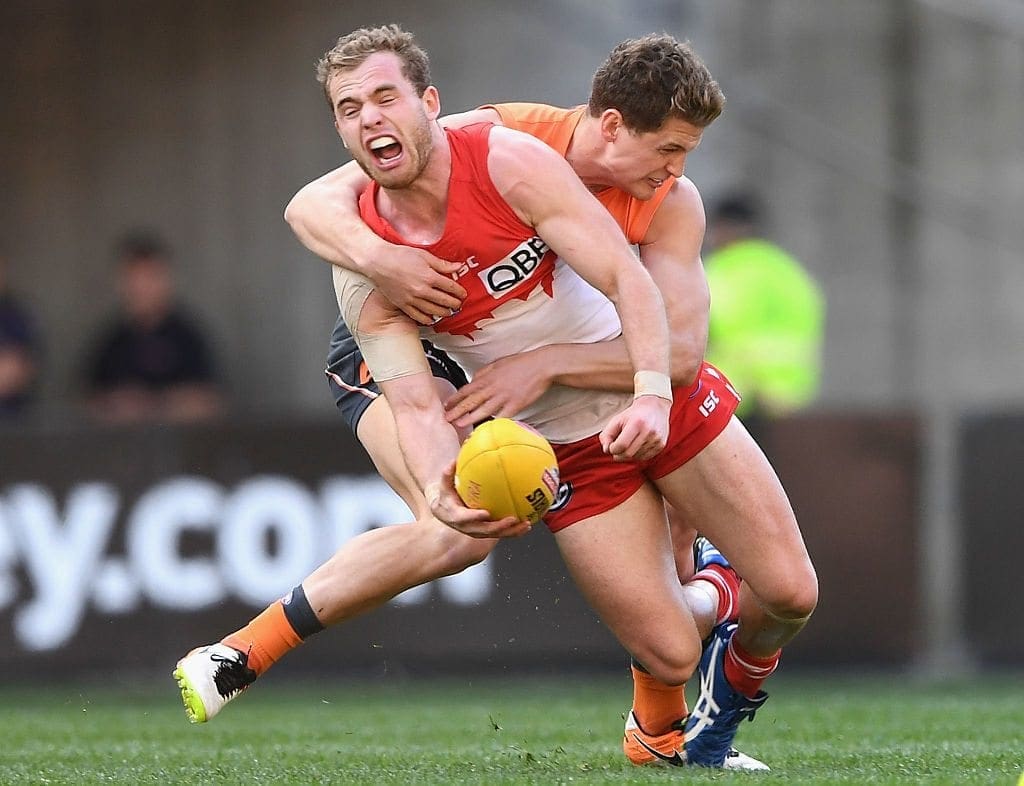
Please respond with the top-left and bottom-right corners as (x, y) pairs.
(0, 674), (1021, 785)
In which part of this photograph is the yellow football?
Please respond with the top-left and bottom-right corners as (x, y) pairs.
(454, 418), (560, 524)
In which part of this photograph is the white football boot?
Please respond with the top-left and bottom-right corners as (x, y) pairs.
(173, 643), (257, 723)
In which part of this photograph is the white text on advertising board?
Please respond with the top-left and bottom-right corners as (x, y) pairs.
(0, 475), (492, 651)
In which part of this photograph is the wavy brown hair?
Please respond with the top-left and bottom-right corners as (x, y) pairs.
(316, 24), (431, 107)
(589, 33), (724, 132)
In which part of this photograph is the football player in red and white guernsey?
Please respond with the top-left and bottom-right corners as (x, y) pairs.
(330, 25), (814, 767)
(174, 27), (815, 771)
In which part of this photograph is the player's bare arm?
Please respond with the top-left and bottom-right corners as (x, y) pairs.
(346, 288), (458, 501)
(286, 163), (465, 324)
(632, 176), (709, 382)
(284, 109), (501, 324)
(485, 126), (672, 460)
(353, 288), (529, 539)
(445, 178), (709, 428)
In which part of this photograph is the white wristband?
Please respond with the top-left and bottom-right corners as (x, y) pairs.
(633, 370), (673, 403)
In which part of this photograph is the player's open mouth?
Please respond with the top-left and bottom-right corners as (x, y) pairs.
(368, 135), (404, 166)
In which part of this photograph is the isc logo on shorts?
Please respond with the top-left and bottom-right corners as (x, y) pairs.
(478, 237), (550, 298)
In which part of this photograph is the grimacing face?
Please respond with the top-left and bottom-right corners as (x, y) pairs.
(605, 115), (704, 200)
(328, 51), (439, 190)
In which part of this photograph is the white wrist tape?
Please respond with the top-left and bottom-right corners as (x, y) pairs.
(633, 370), (673, 402)
(333, 265), (430, 381)
(424, 481), (442, 508)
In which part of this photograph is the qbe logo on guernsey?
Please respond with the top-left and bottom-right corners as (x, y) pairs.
(479, 237), (550, 297)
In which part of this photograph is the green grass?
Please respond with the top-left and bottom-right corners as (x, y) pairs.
(0, 675), (1021, 784)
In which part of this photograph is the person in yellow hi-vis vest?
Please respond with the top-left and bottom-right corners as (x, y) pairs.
(704, 194), (825, 420)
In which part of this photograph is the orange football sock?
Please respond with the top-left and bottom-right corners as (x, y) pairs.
(631, 664), (687, 735)
(222, 601), (302, 676)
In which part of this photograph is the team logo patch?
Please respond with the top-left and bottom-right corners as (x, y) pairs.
(548, 481), (573, 512)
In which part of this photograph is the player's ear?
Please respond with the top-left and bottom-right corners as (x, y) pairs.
(423, 85), (441, 120)
(599, 109), (624, 143)
(333, 119), (350, 149)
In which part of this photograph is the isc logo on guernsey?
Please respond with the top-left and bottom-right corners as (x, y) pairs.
(479, 237), (550, 297)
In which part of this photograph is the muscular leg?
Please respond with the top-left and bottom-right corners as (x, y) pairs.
(579, 487), (763, 769)
(632, 417), (815, 767)
(174, 378), (496, 723)
(222, 379), (495, 675)
(173, 334), (497, 722)
(303, 384), (496, 624)
(654, 416), (818, 658)
(554, 483), (704, 687)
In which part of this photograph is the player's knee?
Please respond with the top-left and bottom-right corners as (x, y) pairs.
(766, 564), (819, 622)
(632, 643), (700, 687)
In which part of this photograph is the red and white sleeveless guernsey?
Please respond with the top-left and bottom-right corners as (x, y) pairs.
(358, 122), (742, 531)
(357, 123), (633, 444)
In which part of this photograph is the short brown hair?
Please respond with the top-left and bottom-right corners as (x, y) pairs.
(316, 24), (431, 107)
(588, 34), (724, 132)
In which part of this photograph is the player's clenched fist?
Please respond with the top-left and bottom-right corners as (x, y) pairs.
(599, 396), (671, 461)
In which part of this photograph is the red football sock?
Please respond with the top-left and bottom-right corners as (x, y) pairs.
(690, 564), (740, 625)
(631, 665), (687, 735)
(723, 635), (780, 698)
(222, 601), (302, 676)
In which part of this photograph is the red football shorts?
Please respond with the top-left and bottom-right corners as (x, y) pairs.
(543, 361), (740, 533)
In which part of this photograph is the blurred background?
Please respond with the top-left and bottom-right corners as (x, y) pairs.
(0, 0), (1021, 681)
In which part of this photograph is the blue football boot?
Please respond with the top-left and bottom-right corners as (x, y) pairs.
(692, 534), (731, 572)
(684, 622), (769, 768)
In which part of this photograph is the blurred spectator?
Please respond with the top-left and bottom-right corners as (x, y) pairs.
(703, 192), (826, 421)
(0, 253), (40, 419)
(83, 230), (224, 424)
